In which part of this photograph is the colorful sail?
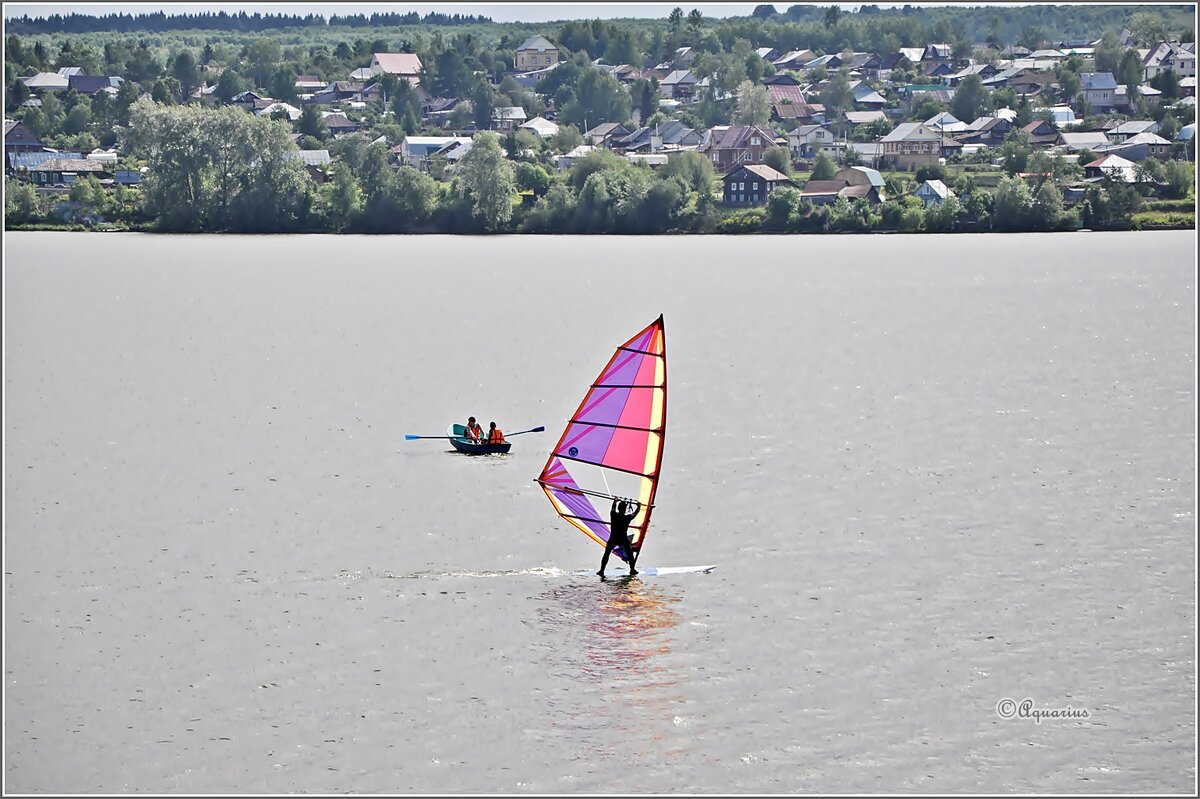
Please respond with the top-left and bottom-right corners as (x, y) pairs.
(537, 315), (666, 562)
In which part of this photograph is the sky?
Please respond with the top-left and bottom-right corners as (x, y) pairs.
(2, 2), (1003, 23)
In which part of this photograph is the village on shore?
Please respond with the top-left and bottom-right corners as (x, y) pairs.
(3, 7), (1197, 234)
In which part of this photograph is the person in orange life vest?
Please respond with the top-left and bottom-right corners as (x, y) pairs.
(598, 498), (641, 578)
(464, 416), (484, 443)
(487, 422), (505, 444)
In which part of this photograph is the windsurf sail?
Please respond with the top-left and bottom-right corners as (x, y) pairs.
(537, 315), (666, 562)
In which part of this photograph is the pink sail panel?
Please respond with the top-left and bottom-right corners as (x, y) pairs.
(537, 316), (667, 561)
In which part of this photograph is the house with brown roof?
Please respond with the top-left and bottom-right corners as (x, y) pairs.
(955, 116), (1013, 148)
(722, 163), (795, 207)
(4, 120), (44, 154)
(879, 121), (943, 169)
(1022, 119), (1061, 148)
(797, 177), (884, 206)
(700, 125), (780, 171)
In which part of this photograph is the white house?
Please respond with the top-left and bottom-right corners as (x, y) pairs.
(519, 116), (559, 139)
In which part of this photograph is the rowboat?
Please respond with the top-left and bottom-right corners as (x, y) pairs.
(447, 423), (512, 455)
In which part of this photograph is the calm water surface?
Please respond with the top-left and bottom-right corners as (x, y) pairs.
(4, 231), (1195, 793)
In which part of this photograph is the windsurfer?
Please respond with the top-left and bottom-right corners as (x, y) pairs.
(598, 498), (641, 578)
(464, 416), (484, 443)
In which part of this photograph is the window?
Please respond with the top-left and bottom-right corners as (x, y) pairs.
(752, 181), (759, 190)
(751, 136), (760, 145)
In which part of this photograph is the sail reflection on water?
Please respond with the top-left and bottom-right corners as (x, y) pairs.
(529, 580), (688, 760)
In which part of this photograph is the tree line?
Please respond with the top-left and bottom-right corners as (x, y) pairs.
(4, 10), (492, 35)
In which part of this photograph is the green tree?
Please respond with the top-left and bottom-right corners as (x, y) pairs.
(63, 104), (92, 135)
(819, 71), (855, 119)
(765, 184), (801, 230)
(245, 38), (283, 89)
(455, 131), (516, 231)
(328, 161), (362, 230)
(951, 74), (986, 123)
(630, 77), (660, 125)
(999, 129), (1034, 175)
(215, 69), (244, 104)
(735, 79), (772, 127)
(1094, 31), (1121, 74)
(552, 123), (584, 154)
(1117, 49), (1143, 101)
(810, 150), (837, 180)
(472, 80), (497, 131)
(4, 178), (44, 223)
(762, 146), (791, 175)
(1150, 69), (1181, 100)
(172, 51), (199, 102)
(1161, 159), (1194, 199)
(515, 161), (552, 194)
(660, 150), (716, 194)
(297, 103), (328, 140)
(69, 173), (108, 217)
(992, 175), (1034, 230)
(1130, 12), (1168, 46)
(561, 69), (631, 129)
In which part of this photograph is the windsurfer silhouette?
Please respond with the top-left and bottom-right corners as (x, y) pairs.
(599, 498), (641, 578)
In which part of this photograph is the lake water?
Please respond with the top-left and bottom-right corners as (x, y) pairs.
(4, 231), (1195, 793)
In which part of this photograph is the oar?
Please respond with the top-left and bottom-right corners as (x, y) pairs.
(405, 425), (544, 441)
(507, 425), (545, 436)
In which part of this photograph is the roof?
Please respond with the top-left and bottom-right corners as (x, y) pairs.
(586, 122), (628, 139)
(30, 158), (107, 172)
(919, 179), (953, 198)
(517, 35), (556, 52)
(1116, 132), (1171, 146)
(734, 164), (792, 182)
(520, 116), (559, 136)
(768, 84), (807, 104)
(800, 179), (849, 195)
(788, 124), (829, 136)
(843, 166), (885, 188)
(67, 75), (122, 94)
(286, 149), (332, 166)
(372, 53), (422, 75)
(1059, 132), (1111, 149)
(661, 70), (697, 86)
(845, 111), (887, 124)
(494, 106), (527, 121)
(1081, 72), (1118, 91)
(257, 102), (301, 120)
(7, 150), (82, 170)
(23, 72), (69, 89)
(705, 125), (778, 152)
(881, 122), (941, 142)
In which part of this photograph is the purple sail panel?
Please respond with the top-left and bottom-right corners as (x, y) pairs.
(549, 487), (610, 541)
(596, 349), (643, 387)
(576, 385), (630, 429)
(555, 420), (618, 465)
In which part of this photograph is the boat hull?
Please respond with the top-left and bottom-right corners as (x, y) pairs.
(447, 424), (511, 455)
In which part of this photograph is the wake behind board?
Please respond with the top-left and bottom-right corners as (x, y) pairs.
(573, 565), (717, 577)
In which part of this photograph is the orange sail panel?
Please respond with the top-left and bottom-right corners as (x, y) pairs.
(537, 316), (666, 562)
